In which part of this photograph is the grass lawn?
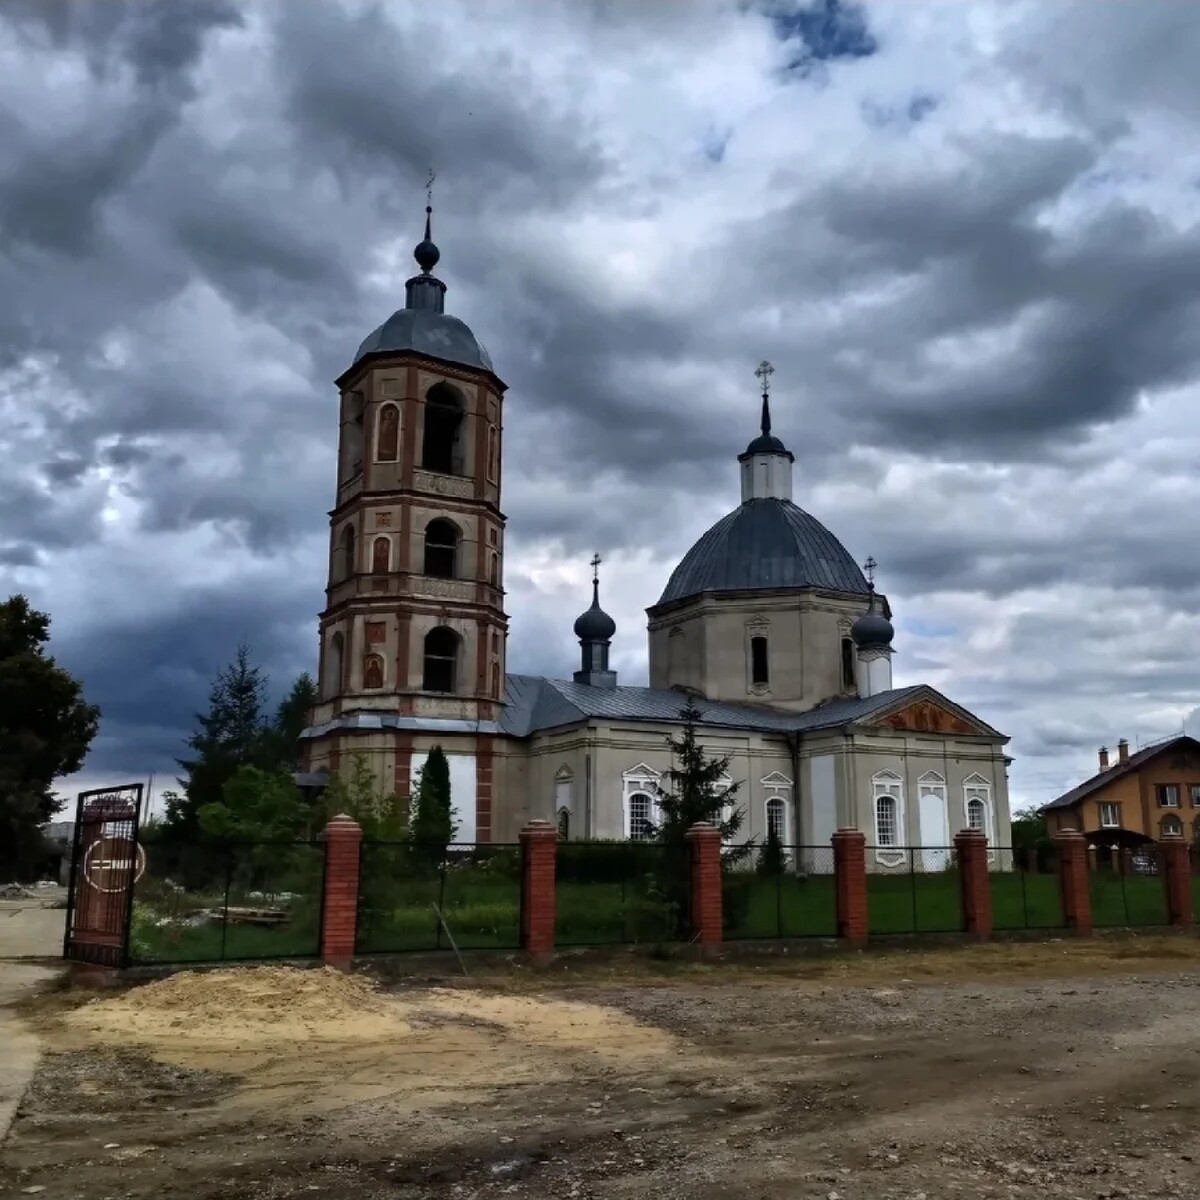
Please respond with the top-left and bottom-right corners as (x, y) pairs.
(132, 918), (321, 964)
(1089, 871), (1169, 927)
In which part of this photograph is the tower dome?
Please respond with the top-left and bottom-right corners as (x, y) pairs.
(851, 591), (894, 649)
(573, 556), (617, 688)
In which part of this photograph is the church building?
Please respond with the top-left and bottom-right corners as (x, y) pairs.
(299, 210), (1013, 864)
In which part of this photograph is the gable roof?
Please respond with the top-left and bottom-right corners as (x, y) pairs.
(1039, 735), (1200, 812)
(498, 676), (1000, 740)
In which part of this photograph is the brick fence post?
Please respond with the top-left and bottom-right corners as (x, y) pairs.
(1159, 839), (1192, 929)
(520, 819), (558, 965)
(320, 814), (363, 969)
(832, 828), (868, 947)
(686, 822), (723, 953)
(1054, 832), (1092, 937)
(954, 828), (992, 939)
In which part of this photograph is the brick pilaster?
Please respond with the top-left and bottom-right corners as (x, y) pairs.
(519, 819), (557, 964)
(320, 814), (363, 968)
(954, 828), (992, 939)
(1054, 832), (1092, 937)
(476, 735), (495, 843)
(1160, 839), (1192, 929)
(832, 828), (868, 946)
(686, 822), (723, 952)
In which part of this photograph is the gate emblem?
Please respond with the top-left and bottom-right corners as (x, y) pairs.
(82, 837), (146, 893)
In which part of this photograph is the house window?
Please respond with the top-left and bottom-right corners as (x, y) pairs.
(750, 636), (769, 686)
(766, 796), (786, 843)
(422, 384), (465, 475)
(1162, 814), (1183, 837)
(1099, 803), (1121, 828)
(628, 792), (655, 841)
(1157, 784), (1180, 808)
(1190, 785), (1200, 807)
(841, 637), (856, 690)
(423, 519), (460, 578)
(422, 627), (459, 693)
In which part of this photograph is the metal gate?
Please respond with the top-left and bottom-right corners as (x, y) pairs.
(62, 784), (145, 967)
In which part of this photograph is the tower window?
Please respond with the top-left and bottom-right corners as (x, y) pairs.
(841, 637), (856, 690)
(423, 519), (460, 578)
(371, 536), (391, 574)
(488, 551), (499, 586)
(376, 403), (400, 462)
(337, 524), (356, 582)
(324, 631), (344, 699)
(423, 626), (460, 693)
(750, 636), (769, 686)
(422, 384), (465, 475)
(341, 392), (364, 482)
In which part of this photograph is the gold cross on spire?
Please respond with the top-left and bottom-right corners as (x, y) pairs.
(754, 359), (775, 398)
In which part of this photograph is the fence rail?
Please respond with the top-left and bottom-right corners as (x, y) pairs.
(722, 846), (837, 939)
(989, 847), (1065, 930)
(1088, 844), (1170, 928)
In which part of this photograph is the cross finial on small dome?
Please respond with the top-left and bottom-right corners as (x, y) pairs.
(863, 555), (877, 589)
(754, 360), (775, 436)
(590, 552), (601, 584)
(413, 169), (440, 274)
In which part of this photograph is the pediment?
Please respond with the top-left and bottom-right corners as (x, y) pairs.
(869, 695), (989, 737)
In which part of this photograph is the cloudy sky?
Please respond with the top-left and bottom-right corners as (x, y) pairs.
(4, 0), (1200, 818)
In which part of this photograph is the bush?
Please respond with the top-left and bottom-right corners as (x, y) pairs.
(722, 874), (754, 932)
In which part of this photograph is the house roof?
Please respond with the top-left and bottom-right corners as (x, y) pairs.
(1039, 735), (1200, 812)
(498, 676), (995, 740)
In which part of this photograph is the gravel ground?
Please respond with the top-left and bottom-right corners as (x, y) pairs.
(4, 939), (1200, 1199)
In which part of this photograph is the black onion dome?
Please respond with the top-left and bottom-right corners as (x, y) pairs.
(851, 594), (895, 648)
(740, 432), (792, 458)
(574, 582), (616, 641)
(657, 498), (870, 606)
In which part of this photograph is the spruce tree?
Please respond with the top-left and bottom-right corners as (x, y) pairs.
(757, 823), (785, 876)
(264, 672), (317, 770)
(409, 745), (456, 865)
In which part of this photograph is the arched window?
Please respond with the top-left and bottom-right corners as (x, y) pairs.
(337, 524), (356, 582)
(341, 391), (364, 482)
(422, 384), (465, 475)
(1162, 814), (1184, 838)
(872, 769), (905, 867)
(371, 536), (390, 574)
(628, 792), (655, 841)
(841, 637), (856, 690)
(557, 808), (570, 840)
(324, 631), (344, 699)
(966, 797), (986, 832)
(487, 425), (498, 482)
(422, 626), (459, 693)
(876, 795), (898, 846)
(766, 796), (786, 843)
(488, 551), (499, 586)
(362, 653), (384, 690)
(490, 660), (501, 698)
(750, 636), (769, 687)
(376, 403), (400, 462)
(424, 519), (459, 578)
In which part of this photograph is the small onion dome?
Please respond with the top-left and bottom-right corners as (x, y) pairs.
(574, 581), (616, 641)
(413, 205), (440, 273)
(851, 592), (894, 649)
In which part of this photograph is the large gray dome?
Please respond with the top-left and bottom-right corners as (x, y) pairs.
(353, 309), (494, 373)
(656, 498), (870, 606)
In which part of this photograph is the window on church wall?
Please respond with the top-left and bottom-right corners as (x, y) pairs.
(423, 519), (459, 578)
(422, 384), (465, 475)
(376, 403), (400, 462)
(341, 392), (364, 482)
(841, 637), (856, 690)
(750, 636), (769, 686)
(423, 626), (459, 693)
(324, 631), (344, 699)
(490, 660), (500, 698)
(486, 425), (498, 483)
(872, 771), (906, 867)
(668, 627), (685, 679)
(628, 792), (655, 841)
(557, 808), (570, 840)
(372, 536), (390, 574)
(363, 653), (384, 690)
(876, 795), (898, 846)
(766, 796), (786, 843)
(966, 797), (985, 832)
(338, 524), (356, 582)
(488, 551), (499, 587)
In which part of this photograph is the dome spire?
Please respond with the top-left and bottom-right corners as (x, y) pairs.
(756, 358), (774, 438)
(738, 360), (794, 502)
(405, 171), (447, 314)
(573, 553), (617, 688)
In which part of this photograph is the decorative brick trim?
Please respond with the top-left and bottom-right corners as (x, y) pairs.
(686, 822), (723, 952)
(954, 828), (992, 939)
(1160, 839), (1192, 928)
(519, 819), (557, 964)
(1054, 832), (1092, 937)
(320, 814), (363, 968)
(476, 735), (494, 843)
(832, 828), (868, 946)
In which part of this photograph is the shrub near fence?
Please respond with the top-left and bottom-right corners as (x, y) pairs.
(555, 841), (692, 945)
(722, 847), (837, 939)
(130, 840), (324, 965)
(355, 842), (521, 954)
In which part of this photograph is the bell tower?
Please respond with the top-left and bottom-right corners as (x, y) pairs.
(301, 202), (508, 834)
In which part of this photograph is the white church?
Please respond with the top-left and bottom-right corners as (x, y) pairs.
(298, 209), (1013, 863)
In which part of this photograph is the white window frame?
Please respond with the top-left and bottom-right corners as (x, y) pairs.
(622, 764), (661, 841)
(556, 808), (570, 840)
(872, 770), (906, 868)
(962, 774), (996, 863)
(760, 771), (793, 846)
(1099, 802), (1121, 829)
(1158, 784), (1181, 808)
(1161, 814), (1184, 838)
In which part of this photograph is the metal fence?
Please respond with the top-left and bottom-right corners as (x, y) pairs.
(989, 847), (1064, 930)
(1088, 844), (1169, 928)
(356, 842), (522, 954)
(555, 841), (692, 945)
(722, 846), (838, 939)
(129, 840), (324, 965)
(866, 847), (963, 934)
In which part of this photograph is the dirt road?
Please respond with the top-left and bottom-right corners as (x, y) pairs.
(4, 939), (1200, 1198)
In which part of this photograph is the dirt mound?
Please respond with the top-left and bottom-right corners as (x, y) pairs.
(66, 965), (414, 1045)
